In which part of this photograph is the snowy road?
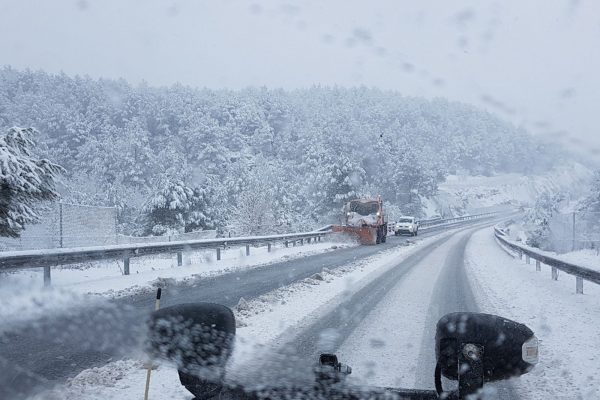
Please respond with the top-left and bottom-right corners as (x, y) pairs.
(0, 220), (494, 400)
(22, 221), (596, 400)
(233, 221), (515, 398)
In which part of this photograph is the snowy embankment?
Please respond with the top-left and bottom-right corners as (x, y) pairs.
(1, 240), (354, 299)
(424, 162), (593, 216)
(525, 246), (600, 274)
(496, 222), (600, 273)
(33, 231), (450, 400)
(465, 228), (600, 400)
(555, 249), (600, 272)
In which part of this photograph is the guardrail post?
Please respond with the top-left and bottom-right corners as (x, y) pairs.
(59, 203), (63, 248)
(551, 266), (558, 281)
(576, 277), (583, 294)
(318, 236), (321, 242)
(292, 240), (296, 247)
(518, 250), (523, 260)
(177, 252), (183, 266)
(535, 260), (541, 272)
(300, 238), (304, 246)
(246, 244), (250, 256)
(267, 243), (272, 252)
(124, 258), (130, 275)
(525, 255), (530, 264)
(307, 237), (311, 244)
(285, 240), (289, 248)
(216, 247), (221, 260)
(43, 266), (51, 286)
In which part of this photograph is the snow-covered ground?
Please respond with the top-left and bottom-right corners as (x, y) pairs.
(466, 228), (600, 399)
(496, 223), (600, 273)
(555, 248), (600, 272)
(0, 239), (355, 299)
(426, 162), (593, 217)
(32, 231), (450, 399)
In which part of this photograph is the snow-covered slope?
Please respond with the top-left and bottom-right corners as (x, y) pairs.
(425, 163), (592, 217)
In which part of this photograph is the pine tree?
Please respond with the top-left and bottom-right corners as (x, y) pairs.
(0, 127), (64, 237)
(185, 185), (215, 232)
(141, 179), (193, 236)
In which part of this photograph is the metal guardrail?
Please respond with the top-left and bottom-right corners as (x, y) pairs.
(385, 212), (502, 234)
(0, 212), (505, 287)
(419, 212), (501, 228)
(0, 230), (331, 286)
(494, 226), (600, 294)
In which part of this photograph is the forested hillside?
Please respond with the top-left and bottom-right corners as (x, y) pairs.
(0, 68), (560, 235)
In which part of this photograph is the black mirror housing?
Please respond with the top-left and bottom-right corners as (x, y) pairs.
(147, 303), (236, 398)
(435, 312), (538, 383)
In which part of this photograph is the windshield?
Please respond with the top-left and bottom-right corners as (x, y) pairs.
(1, 2), (599, 400)
(349, 201), (379, 216)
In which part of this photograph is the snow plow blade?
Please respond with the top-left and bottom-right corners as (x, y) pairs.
(332, 225), (378, 245)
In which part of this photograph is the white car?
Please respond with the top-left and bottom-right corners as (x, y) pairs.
(395, 216), (419, 236)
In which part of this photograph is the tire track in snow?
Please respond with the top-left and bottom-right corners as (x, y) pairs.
(238, 219), (505, 390)
(415, 226), (518, 399)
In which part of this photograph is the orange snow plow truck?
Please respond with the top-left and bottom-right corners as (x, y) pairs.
(333, 197), (388, 245)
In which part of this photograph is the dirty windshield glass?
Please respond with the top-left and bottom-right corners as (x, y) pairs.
(349, 201), (379, 216)
(0, 1), (599, 400)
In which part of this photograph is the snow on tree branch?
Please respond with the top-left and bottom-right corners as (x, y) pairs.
(0, 127), (64, 238)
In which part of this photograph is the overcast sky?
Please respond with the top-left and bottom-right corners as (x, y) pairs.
(1, 0), (599, 159)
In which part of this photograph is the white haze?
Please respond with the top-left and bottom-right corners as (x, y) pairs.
(0, 0), (599, 158)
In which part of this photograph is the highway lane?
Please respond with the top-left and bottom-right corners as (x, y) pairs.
(414, 226), (517, 398)
(244, 221), (518, 399)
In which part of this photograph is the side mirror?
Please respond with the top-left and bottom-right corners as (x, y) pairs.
(147, 303), (236, 398)
(435, 312), (538, 397)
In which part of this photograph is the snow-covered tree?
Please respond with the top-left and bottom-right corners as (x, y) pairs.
(141, 180), (194, 236)
(185, 185), (216, 232)
(227, 161), (281, 236)
(0, 127), (64, 237)
(525, 191), (565, 249)
(578, 170), (600, 212)
(0, 68), (563, 234)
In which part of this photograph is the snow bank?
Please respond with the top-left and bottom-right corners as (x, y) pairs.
(465, 227), (600, 399)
